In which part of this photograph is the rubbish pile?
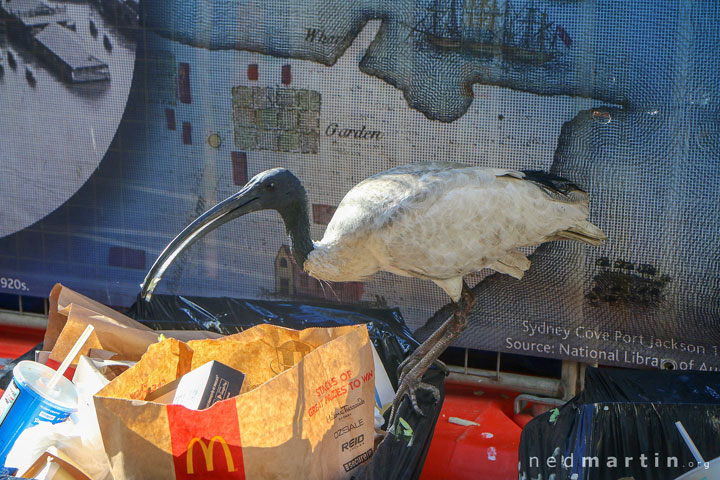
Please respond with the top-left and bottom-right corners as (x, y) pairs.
(0, 284), (444, 479)
(519, 367), (720, 480)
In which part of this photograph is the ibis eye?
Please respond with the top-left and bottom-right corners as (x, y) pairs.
(266, 182), (275, 191)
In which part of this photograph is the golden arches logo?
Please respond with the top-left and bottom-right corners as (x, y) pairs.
(186, 436), (236, 474)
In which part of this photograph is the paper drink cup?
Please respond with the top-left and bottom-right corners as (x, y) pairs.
(0, 360), (78, 466)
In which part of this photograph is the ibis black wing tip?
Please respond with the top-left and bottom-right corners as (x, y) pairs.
(520, 170), (587, 198)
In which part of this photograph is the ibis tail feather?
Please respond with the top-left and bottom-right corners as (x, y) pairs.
(489, 250), (531, 279)
(550, 221), (607, 246)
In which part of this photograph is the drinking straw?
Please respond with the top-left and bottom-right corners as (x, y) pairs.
(675, 421), (705, 466)
(47, 324), (95, 390)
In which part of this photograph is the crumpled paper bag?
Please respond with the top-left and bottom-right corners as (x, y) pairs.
(46, 284), (222, 366)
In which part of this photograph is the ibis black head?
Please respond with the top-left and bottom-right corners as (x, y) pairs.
(140, 168), (310, 301)
(240, 167), (307, 213)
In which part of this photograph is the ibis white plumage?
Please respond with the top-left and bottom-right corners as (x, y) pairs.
(141, 162), (606, 428)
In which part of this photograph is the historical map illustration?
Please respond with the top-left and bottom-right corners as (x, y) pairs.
(1, 0), (718, 370)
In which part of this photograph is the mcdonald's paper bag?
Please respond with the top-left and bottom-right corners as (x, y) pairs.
(94, 324), (376, 479)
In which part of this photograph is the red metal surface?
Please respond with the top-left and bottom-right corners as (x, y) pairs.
(0, 325), (44, 361)
(422, 381), (523, 480)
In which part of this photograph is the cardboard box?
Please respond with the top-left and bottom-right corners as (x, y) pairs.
(20, 449), (92, 480)
(146, 360), (245, 410)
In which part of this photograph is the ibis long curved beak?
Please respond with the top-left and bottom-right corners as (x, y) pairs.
(140, 186), (261, 301)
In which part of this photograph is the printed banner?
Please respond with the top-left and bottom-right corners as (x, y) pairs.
(0, 0), (718, 370)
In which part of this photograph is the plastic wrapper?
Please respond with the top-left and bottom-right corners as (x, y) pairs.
(519, 368), (720, 480)
(4, 420), (107, 480)
(126, 294), (445, 480)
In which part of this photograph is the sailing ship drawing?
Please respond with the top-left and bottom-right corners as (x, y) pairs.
(414, 0), (572, 64)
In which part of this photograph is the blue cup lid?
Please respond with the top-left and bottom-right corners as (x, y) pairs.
(13, 360), (78, 411)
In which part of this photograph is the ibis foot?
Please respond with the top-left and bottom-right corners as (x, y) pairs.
(388, 373), (441, 432)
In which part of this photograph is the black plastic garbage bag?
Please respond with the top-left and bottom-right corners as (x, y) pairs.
(126, 294), (444, 480)
(519, 367), (720, 480)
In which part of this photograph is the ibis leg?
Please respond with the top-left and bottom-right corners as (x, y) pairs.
(387, 284), (476, 434)
(397, 282), (476, 383)
(396, 321), (450, 383)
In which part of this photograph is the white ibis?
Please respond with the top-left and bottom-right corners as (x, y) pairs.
(140, 162), (605, 428)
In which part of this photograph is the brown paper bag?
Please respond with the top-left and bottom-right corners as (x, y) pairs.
(48, 297), (223, 366)
(94, 324), (376, 480)
(45, 283), (152, 351)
